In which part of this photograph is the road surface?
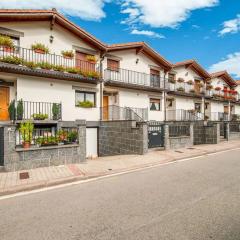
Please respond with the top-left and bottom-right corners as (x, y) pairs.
(1, 149), (240, 240)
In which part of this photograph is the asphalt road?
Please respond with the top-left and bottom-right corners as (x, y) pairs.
(1, 149), (240, 240)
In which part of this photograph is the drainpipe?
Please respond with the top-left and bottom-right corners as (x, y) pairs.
(163, 71), (167, 122)
(99, 51), (107, 121)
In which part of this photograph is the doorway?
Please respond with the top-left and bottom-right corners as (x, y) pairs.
(103, 96), (109, 120)
(0, 87), (9, 121)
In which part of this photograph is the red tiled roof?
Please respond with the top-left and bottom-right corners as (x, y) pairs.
(210, 71), (237, 87)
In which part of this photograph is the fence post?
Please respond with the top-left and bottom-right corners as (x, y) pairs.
(164, 124), (170, 150)
(225, 122), (230, 141)
(190, 123), (194, 146)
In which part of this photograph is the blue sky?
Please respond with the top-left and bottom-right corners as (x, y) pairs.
(0, 0), (239, 78)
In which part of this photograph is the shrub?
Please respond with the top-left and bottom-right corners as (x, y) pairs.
(77, 100), (94, 108)
(8, 100), (15, 121)
(17, 99), (23, 120)
(52, 65), (65, 72)
(67, 131), (78, 143)
(37, 62), (53, 70)
(0, 35), (14, 48)
(36, 136), (58, 146)
(1, 56), (23, 65)
(61, 50), (74, 58)
(31, 43), (50, 54)
(19, 121), (34, 143)
(66, 67), (78, 74)
(31, 113), (48, 120)
(23, 61), (37, 69)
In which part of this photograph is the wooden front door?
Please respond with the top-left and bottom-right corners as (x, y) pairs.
(103, 96), (109, 120)
(0, 87), (9, 121)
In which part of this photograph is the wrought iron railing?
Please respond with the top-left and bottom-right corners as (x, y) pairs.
(16, 126), (78, 147)
(104, 68), (166, 89)
(101, 105), (147, 122)
(169, 124), (190, 137)
(13, 100), (62, 121)
(0, 46), (100, 76)
(168, 82), (204, 95)
(166, 109), (204, 121)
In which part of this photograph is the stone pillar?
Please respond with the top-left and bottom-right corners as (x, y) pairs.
(164, 124), (170, 150)
(190, 123), (194, 146)
(76, 120), (86, 163)
(216, 123), (220, 144)
(225, 122), (230, 141)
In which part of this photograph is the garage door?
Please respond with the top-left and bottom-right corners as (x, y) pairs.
(86, 128), (98, 158)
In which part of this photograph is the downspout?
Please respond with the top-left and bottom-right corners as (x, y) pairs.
(99, 50), (107, 121)
(163, 70), (167, 122)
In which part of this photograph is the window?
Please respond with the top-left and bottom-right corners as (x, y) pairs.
(194, 103), (201, 113)
(150, 69), (160, 87)
(168, 73), (176, 83)
(107, 59), (119, 71)
(150, 98), (161, 111)
(75, 91), (96, 107)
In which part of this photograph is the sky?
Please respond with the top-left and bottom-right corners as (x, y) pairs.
(0, 0), (239, 79)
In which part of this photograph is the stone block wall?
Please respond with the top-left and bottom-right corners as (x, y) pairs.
(99, 120), (148, 156)
(2, 120), (86, 171)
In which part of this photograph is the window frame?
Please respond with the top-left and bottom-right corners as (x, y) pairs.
(149, 98), (161, 111)
(107, 58), (120, 72)
(75, 90), (96, 107)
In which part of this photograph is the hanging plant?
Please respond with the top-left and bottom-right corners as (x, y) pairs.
(86, 55), (97, 63)
(31, 43), (50, 54)
(215, 87), (221, 91)
(0, 35), (14, 52)
(187, 80), (194, 85)
(61, 50), (74, 59)
(177, 77), (184, 83)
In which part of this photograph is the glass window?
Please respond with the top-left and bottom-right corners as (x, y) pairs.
(75, 91), (96, 106)
(150, 98), (161, 111)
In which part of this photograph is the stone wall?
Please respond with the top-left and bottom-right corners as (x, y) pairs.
(2, 120), (86, 171)
(193, 122), (220, 145)
(165, 122), (193, 150)
(99, 120), (148, 156)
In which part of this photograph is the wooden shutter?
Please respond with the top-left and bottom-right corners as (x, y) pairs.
(107, 59), (119, 71)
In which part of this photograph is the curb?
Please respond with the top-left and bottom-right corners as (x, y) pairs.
(0, 145), (240, 197)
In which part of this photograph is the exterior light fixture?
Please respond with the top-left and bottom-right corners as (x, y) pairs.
(136, 58), (139, 64)
(50, 35), (54, 43)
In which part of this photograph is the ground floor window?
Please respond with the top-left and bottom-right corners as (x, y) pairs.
(150, 98), (161, 111)
(75, 91), (96, 107)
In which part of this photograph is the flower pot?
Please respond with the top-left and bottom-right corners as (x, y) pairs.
(63, 55), (73, 59)
(34, 49), (46, 54)
(23, 141), (30, 149)
(3, 46), (14, 53)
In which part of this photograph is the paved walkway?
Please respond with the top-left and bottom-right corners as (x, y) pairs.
(0, 140), (240, 196)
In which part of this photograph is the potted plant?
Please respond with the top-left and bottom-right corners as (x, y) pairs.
(187, 80), (193, 85)
(206, 84), (213, 90)
(66, 67), (78, 74)
(8, 100), (15, 121)
(215, 87), (221, 91)
(52, 65), (65, 72)
(52, 103), (61, 120)
(189, 89), (195, 94)
(23, 61), (37, 69)
(177, 78), (184, 83)
(86, 55), (97, 63)
(31, 43), (49, 54)
(36, 136), (58, 147)
(37, 62), (52, 70)
(19, 121), (34, 149)
(1, 56), (23, 65)
(67, 131), (78, 143)
(61, 50), (74, 59)
(31, 113), (48, 120)
(16, 99), (23, 120)
(77, 100), (94, 108)
(176, 87), (185, 92)
(204, 115), (209, 121)
(0, 35), (14, 52)
(57, 130), (68, 142)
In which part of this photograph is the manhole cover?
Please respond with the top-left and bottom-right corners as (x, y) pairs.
(19, 172), (29, 180)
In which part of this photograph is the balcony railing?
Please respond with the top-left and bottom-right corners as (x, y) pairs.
(13, 100), (62, 121)
(168, 82), (204, 95)
(166, 109), (204, 121)
(104, 68), (165, 89)
(210, 112), (229, 121)
(0, 46), (100, 77)
(101, 105), (148, 122)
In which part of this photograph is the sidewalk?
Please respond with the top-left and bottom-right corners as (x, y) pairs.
(0, 140), (240, 196)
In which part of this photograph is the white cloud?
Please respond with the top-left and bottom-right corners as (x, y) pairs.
(0, 0), (109, 21)
(209, 52), (240, 78)
(219, 14), (240, 36)
(131, 29), (165, 38)
(120, 0), (218, 28)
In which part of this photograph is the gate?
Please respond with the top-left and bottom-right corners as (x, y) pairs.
(220, 122), (227, 139)
(148, 121), (164, 148)
(0, 127), (4, 166)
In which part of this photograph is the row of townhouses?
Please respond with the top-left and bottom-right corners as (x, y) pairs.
(0, 9), (240, 171)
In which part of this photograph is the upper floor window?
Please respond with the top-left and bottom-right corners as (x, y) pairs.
(150, 69), (160, 87)
(168, 73), (176, 83)
(107, 59), (119, 71)
(150, 98), (161, 111)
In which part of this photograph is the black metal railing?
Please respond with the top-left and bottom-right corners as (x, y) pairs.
(166, 109), (204, 121)
(16, 126), (78, 147)
(210, 112), (229, 121)
(168, 81), (204, 95)
(14, 100), (62, 121)
(169, 124), (190, 137)
(0, 45), (100, 76)
(229, 123), (240, 132)
(230, 114), (240, 121)
(101, 105), (147, 122)
(104, 68), (166, 89)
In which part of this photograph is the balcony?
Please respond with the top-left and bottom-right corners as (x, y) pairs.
(211, 88), (239, 102)
(166, 109), (204, 121)
(9, 100), (62, 122)
(210, 112), (229, 121)
(0, 46), (100, 81)
(104, 68), (165, 91)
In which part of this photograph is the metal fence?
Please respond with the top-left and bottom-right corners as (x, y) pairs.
(16, 126), (78, 147)
(169, 124), (190, 137)
(166, 109), (204, 121)
(229, 123), (240, 132)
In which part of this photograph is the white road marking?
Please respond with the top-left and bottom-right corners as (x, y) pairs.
(0, 147), (240, 201)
